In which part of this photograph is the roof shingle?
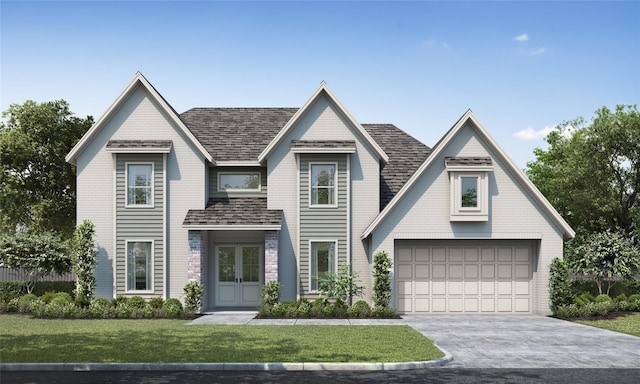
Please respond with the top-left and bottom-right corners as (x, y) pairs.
(183, 197), (283, 228)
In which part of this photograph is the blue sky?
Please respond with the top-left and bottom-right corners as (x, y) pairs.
(2, 1), (639, 167)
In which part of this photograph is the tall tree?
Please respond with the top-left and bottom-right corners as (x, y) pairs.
(526, 105), (640, 241)
(0, 100), (93, 238)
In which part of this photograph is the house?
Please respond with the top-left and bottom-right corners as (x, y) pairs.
(66, 72), (574, 315)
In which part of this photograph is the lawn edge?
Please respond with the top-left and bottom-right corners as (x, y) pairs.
(0, 346), (452, 371)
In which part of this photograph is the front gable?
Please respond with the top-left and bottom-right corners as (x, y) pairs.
(362, 110), (575, 241)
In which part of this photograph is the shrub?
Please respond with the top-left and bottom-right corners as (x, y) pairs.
(628, 293), (640, 303)
(148, 297), (164, 309)
(88, 297), (113, 318)
(373, 251), (392, 308)
(72, 220), (97, 304)
(50, 292), (73, 305)
(330, 299), (349, 318)
(594, 294), (612, 303)
(162, 298), (183, 318)
(183, 281), (203, 313)
(614, 293), (628, 303)
(574, 292), (595, 307)
(261, 281), (281, 307)
(127, 296), (147, 309)
(314, 263), (364, 303)
(347, 300), (371, 318)
(372, 305), (397, 318)
(17, 294), (39, 313)
(295, 299), (311, 318)
(549, 258), (575, 311)
(111, 296), (129, 308)
(310, 297), (329, 318)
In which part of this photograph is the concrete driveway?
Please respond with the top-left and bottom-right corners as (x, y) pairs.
(403, 314), (640, 368)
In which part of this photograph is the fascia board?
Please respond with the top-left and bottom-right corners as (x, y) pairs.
(258, 82), (388, 164)
(182, 224), (282, 231)
(362, 110), (575, 240)
(66, 72), (213, 164)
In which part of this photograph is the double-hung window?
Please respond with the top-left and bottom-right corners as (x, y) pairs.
(310, 241), (336, 291)
(127, 241), (152, 291)
(126, 163), (153, 207)
(310, 163), (337, 206)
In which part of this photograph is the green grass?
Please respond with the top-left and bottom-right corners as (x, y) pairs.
(0, 315), (444, 363)
(575, 312), (640, 337)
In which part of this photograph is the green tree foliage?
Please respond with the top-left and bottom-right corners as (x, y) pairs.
(72, 220), (97, 305)
(314, 263), (364, 303)
(0, 231), (71, 294)
(548, 257), (575, 312)
(568, 231), (640, 296)
(0, 100), (93, 238)
(526, 105), (640, 240)
(183, 280), (204, 313)
(372, 250), (392, 308)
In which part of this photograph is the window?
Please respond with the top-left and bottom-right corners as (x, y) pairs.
(310, 163), (336, 206)
(127, 241), (152, 291)
(310, 241), (336, 291)
(450, 172), (489, 221)
(460, 176), (478, 208)
(218, 173), (261, 192)
(127, 164), (153, 206)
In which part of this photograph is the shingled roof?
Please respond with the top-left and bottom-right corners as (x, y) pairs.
(363, 124), (431, 209)
(180, 108), (298, 162)
(183, 197), (282, 228)
(178, 109), (431, 209)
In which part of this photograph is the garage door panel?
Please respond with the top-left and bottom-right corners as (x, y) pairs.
(415, 248), (429, 262)
(396, 243), (532, 314)
(397, 264), (413, 279)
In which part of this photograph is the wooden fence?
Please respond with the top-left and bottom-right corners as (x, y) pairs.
(0, 268), (75, 282)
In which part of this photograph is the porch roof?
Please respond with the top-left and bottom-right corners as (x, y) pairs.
(182, 197), (282, 230)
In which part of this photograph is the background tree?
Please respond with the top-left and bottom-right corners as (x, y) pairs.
(72, 220), (97, 305)
(0, 100), (93, 238)
(0, 231), (72, 294)
(526, 104), (640, 241)
(568, 231), (640, 296)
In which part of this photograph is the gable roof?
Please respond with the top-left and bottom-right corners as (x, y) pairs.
(179, 108), (298, 163)
(66, 72), (212, 165)
(361, 110), (575, 239)
(257, 82), (389, 165)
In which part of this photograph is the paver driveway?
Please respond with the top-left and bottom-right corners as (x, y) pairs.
(403, 314), (640, 368)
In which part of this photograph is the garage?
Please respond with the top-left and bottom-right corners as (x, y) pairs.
(396, 240), (534, 313)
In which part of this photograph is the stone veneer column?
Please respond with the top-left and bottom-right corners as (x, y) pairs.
(264, 231), (279, 283)
(187, 230), (203, 283)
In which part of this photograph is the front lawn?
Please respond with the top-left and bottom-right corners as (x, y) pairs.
(0, 315), (443, 363)
(575, 312), (640, 337)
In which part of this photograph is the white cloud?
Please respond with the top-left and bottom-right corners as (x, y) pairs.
(514, 33), (529, 42)
(513, 125), (554, 140)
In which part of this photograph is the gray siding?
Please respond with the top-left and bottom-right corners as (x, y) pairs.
(209, 166), (267, 199)
(115, 154), (164, 296)
(299, 154), (348, 295)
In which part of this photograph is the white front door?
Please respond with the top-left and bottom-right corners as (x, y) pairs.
(215, 244), (263, 307)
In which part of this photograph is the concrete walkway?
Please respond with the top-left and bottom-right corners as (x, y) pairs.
(403, 314), (640, 368)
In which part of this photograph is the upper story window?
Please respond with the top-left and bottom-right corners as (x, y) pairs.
(218, 172), (261, 192)
(126, 163), (153, 207)
(446, 157), (492, 222)
(310, 163), (337, 207)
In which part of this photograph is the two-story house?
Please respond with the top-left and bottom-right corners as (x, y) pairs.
(66, 73), (574, 315)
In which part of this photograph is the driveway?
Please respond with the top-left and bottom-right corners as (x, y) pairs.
(403, 314), (640, 368)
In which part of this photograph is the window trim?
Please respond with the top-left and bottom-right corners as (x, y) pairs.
(125, 240), (154, 293)
(309, 240), (337, 292)
(450, 171), (489, 221)
(309, 162), (338, 208)
(217, 172), (262, 192)
(125, 162), (154, 208)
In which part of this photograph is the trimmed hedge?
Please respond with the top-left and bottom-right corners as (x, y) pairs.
(553, 293), (640, 319)
(0, 293), (192, 319)
(257, 298), (398, 319)
(0, 281), (75, 297)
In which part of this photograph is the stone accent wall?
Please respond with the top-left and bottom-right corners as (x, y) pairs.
(264, 231), (279, 283)
(187, 230), (203, 283)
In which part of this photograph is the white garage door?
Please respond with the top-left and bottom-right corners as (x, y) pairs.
(396, 241), (533, 313)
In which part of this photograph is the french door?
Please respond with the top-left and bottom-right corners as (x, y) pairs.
(215, 244), (262, 307)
